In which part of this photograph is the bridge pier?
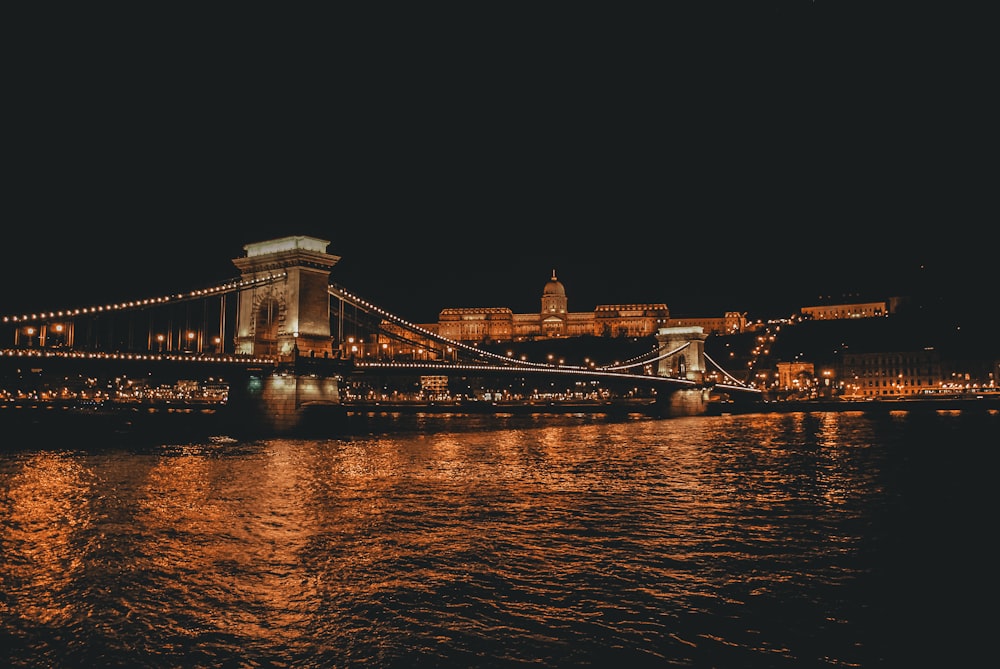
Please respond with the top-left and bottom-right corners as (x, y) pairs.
(655, 387), (712, 417)
(649, 325), (715, 416)
(223, 361), (347, 435)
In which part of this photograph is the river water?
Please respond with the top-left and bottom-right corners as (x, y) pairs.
(1, 408), (996, 668)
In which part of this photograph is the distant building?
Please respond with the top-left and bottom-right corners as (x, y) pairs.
(420, 375), (449, 398)
(434, 271), (672, 343)
(776, 361), (816, 392)
(801, 301), (887, 321)
(349, 271), (742, 359)
(665, 312), (747, 335)
(839, 348), (944, 398)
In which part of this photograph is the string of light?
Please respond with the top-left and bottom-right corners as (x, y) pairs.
(329, 285), (564, 369)
(703, 351), (753, 388)
(2, 272), (288, 324)
(0, 349), (275, 365)
(598, 342), (690, 371)
(353, 360), (700, 385)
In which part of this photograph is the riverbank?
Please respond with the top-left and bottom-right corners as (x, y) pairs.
(4, 395), (998, 447)
(339, 395), (1000, 417)
(0, 401), (227, 445)
(338, 398), (660, 415)
(715, 395), (1000, 415)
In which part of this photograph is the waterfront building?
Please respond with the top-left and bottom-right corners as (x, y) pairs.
(839, 348), (944, 398)
(776, 361), (816, 394)
(419, 375), (449, 398)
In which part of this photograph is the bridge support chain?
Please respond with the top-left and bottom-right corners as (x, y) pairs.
(221, 359), (349, 436)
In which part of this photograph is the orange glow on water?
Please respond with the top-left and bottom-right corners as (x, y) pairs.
(2, 409), (995, 666)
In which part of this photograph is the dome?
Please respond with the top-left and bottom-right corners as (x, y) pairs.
(543, 270), (565, 297)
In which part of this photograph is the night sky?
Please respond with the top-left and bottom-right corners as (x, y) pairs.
(5, 7), (992, 325)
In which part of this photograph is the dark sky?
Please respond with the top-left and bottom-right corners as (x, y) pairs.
(4, 7), (993, 324)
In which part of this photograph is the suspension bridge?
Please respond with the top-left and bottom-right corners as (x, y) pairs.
(1, 236), (761, 434)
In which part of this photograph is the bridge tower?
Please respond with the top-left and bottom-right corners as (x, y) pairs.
(655, 326), (708, 383)
(224, 236), (348, 435)
(231, 236), (341, 358)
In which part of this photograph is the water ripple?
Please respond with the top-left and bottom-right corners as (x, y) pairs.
(3, 410), (996, 667)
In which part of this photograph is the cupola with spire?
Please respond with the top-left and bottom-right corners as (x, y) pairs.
(541, 269), (568, 320)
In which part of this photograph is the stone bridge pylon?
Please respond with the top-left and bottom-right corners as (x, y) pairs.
(231, 235), (341, 358)
(655, 326), (709, 383)
(226, 236), (346, 435)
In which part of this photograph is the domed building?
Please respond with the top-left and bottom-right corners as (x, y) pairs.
(435, 271), (671, 344)
(368, 271), (747, 360)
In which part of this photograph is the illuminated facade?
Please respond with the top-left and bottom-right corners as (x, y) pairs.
(801, 301), (887, 320)
(353, 271), (742, 359)
(665, 312), (747, 335)
(839, 349), (944, 398)
(435, 271), (671, 344)
(776, 361), (816, 392)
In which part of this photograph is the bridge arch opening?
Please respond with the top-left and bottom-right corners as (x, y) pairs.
(253, 296), (282, 356)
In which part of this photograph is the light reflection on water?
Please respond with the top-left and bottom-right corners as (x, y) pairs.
(1, 410), (996, 668)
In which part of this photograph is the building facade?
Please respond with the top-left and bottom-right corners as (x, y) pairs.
(801, 301), (887, 321)
(839, 349), (944, 398)
(665, 312), (747, 335)
(435, 271), (671, 343)
(347, 271), (744, 361)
